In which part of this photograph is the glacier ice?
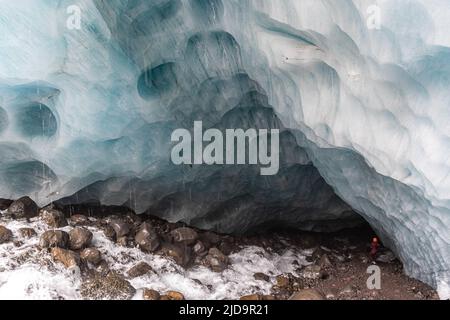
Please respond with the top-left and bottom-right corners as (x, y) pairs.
(0, 0), (449, 297)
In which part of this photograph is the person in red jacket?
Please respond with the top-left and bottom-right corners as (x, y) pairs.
(370, 237), (380, 260)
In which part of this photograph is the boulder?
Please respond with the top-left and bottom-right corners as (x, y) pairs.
(51, 247), (80, 268)
(161, 291), (184, 300)
(18, 227), (37, 238)
(301, 265), (323, 280)
(170, 227), (198, 245)
(0, 199), (13, 211)
(240, 294), (262, 301)
(80, 248), (102, 265)
(116, 236), (129, 247)
(40, 208), (68, 228)
(339, 285), (356, 296)
(39, 230), (69, 248)
(325, 291), (336, 300)
(95, 260), (110, 277)
(376, 251), (397, 263)
(205, 248), (229, 272)
(289, 289), (325, 300)
(143, 289), (160, 300)
(318, 254), (333, 269)
(14, 240), (23, 247)
(135, 222), (160, 252)
(70, 214), (89, 226)
(160, 243), (191, 267)
(127, 262), (153, 278)
(110, 220), (131, 238)
(254, 272), (270, 282)
(69, 227), (93, 250)
(276, 275), (290, 288)
(193, 241), (208, 257)
(218, 241), (235, 256)
(199, 231), (221, 246)
(7, 197), (39, 219)
(310, 247), (324, 262)
(80, 271), (136, 300)
(102, 225), (116, 241)
(123, 212), (142, 227)
(0, 225), (13, 244)
(240, 294), (275, 301)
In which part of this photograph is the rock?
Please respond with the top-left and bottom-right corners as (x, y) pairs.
(301, 264), (322, 280)
(110, 220), (131, 238)
(40, 208), (68, 228)
(0, 199), (13, 210)
(240, 294), (275, 301)
(70, 214), (89, 226)
(325, 292), (336, 300)
(81, 271), (136, 300)
(40, 230), (69, 248)
(276, 275), (290, 288)
(289, 289), (325, 300)
(7, 196), (39, 219)
(161, 291), (184, 300)
(309, 247), (323, 262)
(102, 225), (116, 241)
(200, 231), (222, 246)
(51, 247), (80, 268)
(359, 254), (369, 264)
(254, 273), (270, 282)
(205, 248), (229, 272)
(14, 240), (23, 247)
(0, 225), (13, 244)
(116, 236), (129, 247)
(124, 212), (142, 225)
(376, 251), (396, 263)
(240, 294), (262, 301)
(143, 289), (160, 300)
(95, 260), (110, 276)
(339, 285), (356, 296)
(332, 253), (346, 262)
(218, 238), (235, 255)
(319, 254), (333, 268)
(160, 243), (191, 267)
(127, 262), (153, 278)
(170, 227), (198, 245)
(69, 227), (93, 250)
(135, 222), (160, 252)
(18, 227), (37, 238)
(193, 241), (207, 257)
(80, 248), (102, 265)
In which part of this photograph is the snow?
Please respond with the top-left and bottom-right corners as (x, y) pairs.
(0, 215), (309, 300)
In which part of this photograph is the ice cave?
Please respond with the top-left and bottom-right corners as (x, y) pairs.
(0, 0), (449, 298)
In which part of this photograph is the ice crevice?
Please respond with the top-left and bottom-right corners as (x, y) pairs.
(0, 0), (448, 298)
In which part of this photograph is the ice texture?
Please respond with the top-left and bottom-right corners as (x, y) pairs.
(0, 0), (449, 297)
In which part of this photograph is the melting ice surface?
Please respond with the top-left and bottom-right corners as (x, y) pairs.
(0, 215), (308, 300)
(0, 0), (449, 298)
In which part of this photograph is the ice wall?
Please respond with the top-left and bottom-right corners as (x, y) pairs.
(0, 0), (449, 297)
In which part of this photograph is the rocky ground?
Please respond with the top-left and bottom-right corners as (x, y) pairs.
(0, 197), (439, 300)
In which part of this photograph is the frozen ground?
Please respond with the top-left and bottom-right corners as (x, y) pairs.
(0, 214), (310, 300)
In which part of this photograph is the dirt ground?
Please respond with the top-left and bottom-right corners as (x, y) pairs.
(242, 225), (439, 300)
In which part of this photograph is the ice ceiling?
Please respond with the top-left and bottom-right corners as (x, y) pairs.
(0, 0), (449, 297)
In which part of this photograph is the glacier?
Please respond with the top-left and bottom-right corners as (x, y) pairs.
(0, 0), (449, 298)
